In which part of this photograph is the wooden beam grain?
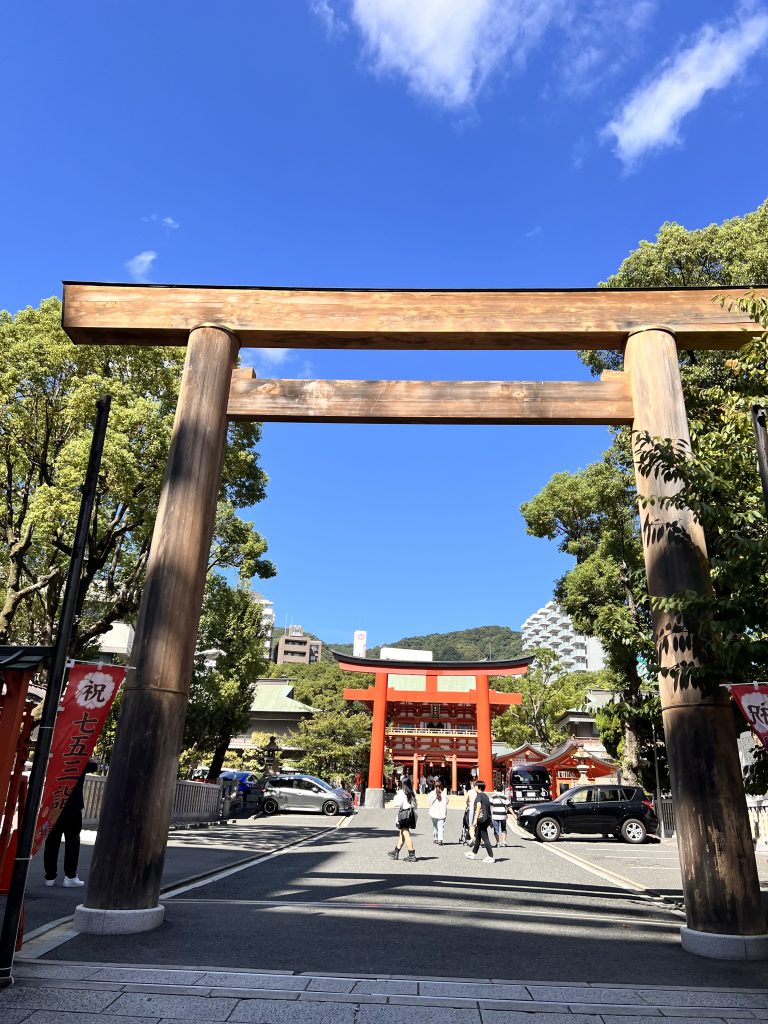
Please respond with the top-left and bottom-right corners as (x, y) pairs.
(226, 376), (634, 425)
(62, 282), (767, 350)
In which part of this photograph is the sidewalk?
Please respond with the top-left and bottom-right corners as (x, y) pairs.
(3, 960), (768, 1023)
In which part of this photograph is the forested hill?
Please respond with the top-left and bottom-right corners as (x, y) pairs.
(327, 625), (524, 663)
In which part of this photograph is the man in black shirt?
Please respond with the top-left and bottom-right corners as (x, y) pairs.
(464, 779), (495, 863)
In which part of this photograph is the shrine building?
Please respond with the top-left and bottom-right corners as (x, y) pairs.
(335, 651), (532, 807)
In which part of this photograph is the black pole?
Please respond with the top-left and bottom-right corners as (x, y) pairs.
(752, 405), (768, 518)
(0, 396), (111, 989)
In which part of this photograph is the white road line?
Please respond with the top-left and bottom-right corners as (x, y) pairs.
(536, 841), (685, 917)
(163, 822), (343, 899)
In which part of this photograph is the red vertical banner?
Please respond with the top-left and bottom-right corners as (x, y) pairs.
(33, 663), (124, 853)
(729, 683), (768, 752)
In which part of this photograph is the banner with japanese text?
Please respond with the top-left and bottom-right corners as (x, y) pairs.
(729, 683), (768, 752)
(32, 663), (124, 852)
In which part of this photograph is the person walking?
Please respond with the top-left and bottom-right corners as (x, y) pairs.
(388, 775), (418, 862)
(465, 779), (495, 863)
(490, 785), (509, 847)
(428, 780), (448, 845)
(44, 759), (97, 887)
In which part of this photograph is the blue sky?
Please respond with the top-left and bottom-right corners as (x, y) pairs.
(3, 1), (768, 646)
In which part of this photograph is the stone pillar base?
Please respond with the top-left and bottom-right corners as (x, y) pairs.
(681, 926), (768, 960)
(74, 904), (165, 934)
(363, 788), (385, 809)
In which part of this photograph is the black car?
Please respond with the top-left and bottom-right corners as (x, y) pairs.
(507, 764), (551, 811)
(517, 784), (658, 844)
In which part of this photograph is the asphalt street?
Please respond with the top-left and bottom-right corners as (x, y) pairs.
(28, 808), (768, 989)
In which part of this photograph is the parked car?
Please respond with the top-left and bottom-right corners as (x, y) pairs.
(262, 773), (354, 816)
(517, 784), (658, 844)
(507, 764), (551, 812)
(219, 771), (264, 800)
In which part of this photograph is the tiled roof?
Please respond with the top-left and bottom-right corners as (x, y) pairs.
(249, 682), (317, 714)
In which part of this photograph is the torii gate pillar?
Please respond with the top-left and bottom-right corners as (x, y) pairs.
(626, 327), (767, 959)
(75, 325), (239, 934)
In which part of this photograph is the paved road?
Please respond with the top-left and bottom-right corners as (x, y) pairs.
(30, 809), (767, 989)
(4, 815), (335, 936)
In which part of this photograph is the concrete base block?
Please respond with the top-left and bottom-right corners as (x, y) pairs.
(363, 788), (385, 809)
(74, 904), (165, 935)
(681, 925), (768, 960)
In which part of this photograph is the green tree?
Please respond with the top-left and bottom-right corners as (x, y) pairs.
(492, 650), (590, 749)
(182, 575), (272, 779)
(264, 660), (372, 713)
(0, 297), (274, 651)
(520, 459), (653, 783)
(291, 710), (372, 782)
(522, 200), (768, 789)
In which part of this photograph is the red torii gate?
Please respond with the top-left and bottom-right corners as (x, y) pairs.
(336, 652), (531, 804)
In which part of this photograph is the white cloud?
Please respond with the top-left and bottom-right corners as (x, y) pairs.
(346, 0), (563, 107)
(524, 225), (542, 238)
(142, 213), (180, 229)
(558, 1), (657, 96)
(310, 0), (347, 38)
(256, 348), (291, 366)
(605, 9), (768, 166)
(126, 250), (157, 283)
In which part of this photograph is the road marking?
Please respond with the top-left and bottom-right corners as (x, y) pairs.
(535, 842), (685, 917)
(163, 822), (344, 899)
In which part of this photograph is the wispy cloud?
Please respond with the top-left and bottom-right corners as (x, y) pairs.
(604, 8), (768, 166)
(142, 213), (180, 229)
(523, 225), (542, 238)
(126, 250), (157, 283)
(310, 0), (347, 38)
(558, 1), (657, 97)
(241, 347), (294, 376)
(343, 0), (563, 108)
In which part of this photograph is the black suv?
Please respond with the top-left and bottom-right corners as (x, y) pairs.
(507, 765), (551, 811)
(517, 784), (658, 844)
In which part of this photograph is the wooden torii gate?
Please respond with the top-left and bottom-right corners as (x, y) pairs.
(62, 282), (768, 958)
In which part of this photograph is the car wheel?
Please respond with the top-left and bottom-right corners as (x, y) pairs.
(322, 800), (339, 816)
(535, 817), (561, 843)
(621, 818), (647, 844)
(262, 797), (279, 815)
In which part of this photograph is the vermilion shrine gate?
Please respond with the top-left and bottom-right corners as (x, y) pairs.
(335, 651), (532, 801)
(59, 282), (768, 958)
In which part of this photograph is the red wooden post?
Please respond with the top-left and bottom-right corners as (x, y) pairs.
(475, 674), (493, 785)
(364, 672), (388, 808)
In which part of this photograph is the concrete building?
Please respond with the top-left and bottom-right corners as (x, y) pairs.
(97, 621), (134, 659)
(254, 594), (275, 659)
(275, 625), (322, 665)
(521, 601), (605, 673)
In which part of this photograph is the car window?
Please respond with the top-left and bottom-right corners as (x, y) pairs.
(274, 777), (293, 789)
(296, 779), (317, 791)
(568, 788), (595, 804)
(621, 787), (639, 800)
(599, 788), (621, 802)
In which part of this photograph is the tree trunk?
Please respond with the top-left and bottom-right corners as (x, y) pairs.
(207, 739), (230, 781)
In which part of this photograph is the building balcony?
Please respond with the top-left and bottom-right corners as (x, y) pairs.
(387, 726), (478, 737)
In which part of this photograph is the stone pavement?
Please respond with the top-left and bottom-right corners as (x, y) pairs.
(2, 960), (768, 1023)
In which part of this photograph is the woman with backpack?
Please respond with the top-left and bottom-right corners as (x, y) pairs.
(388, 776), (417, 862)
(428, 779), (448, 844)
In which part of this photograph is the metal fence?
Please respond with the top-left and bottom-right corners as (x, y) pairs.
(656, 796), (768, 848)
(82, 775), (221, 828)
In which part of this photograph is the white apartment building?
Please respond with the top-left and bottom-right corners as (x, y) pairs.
(521, 601), (605, 673)
(254, 594), (275, 659)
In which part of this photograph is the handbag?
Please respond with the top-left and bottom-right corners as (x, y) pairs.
(397, 804), (415, 828)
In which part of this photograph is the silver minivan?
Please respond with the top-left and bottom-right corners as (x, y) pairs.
(262, 773), (354, 816)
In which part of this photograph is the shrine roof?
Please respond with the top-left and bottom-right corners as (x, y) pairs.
(332, 651), (533, 674)
(0, 645), (53, 671)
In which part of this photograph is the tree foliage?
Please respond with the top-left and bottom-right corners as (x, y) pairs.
(292, 710), (372, 783)
(492, 650), (591, 749)
(182, 575), (272, 779)
(0, 297), (274, 652)
(522, 200), (768, 792)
